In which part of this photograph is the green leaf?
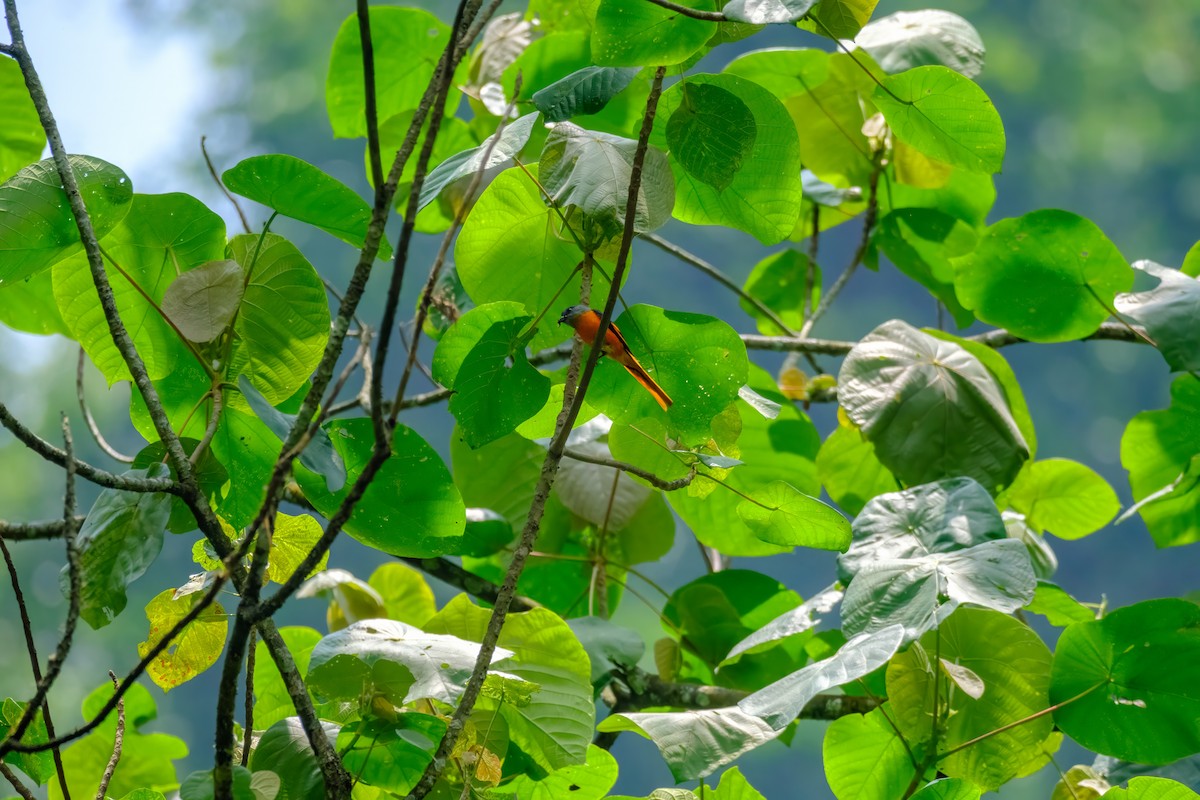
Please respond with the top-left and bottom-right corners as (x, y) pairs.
(874, 208), (977, 328)
(50, 683), (188, 800)
(210, 403), (285, 528)
(585, 305), (748, 444)
(54, 192), (225, 383)
(533, 66), (640, 122)
(737, 480), (850, 551)
(307, 617), (512, 706)
(888, 608), (1053, 790)
(722, 0), (818, 24)
(741, 249), (816, 335)
(568, 617), (646, 687)
(1115, 260), (1200, 373)
(1005, 458), (1119, 539)
(326, 7), (451, 139)
(160, 259), (244, 343)
(1106, 777), (1200, 800)
(461, 507), (514, 558)
(180, 767), (255, 800)
(653, 73), (802, 244)
(0, 58), (44, 182)
(223, 154), (392, 260)
(1183, 240), (1200, 278)
(264, 512), (330, 584)
(0, 699), (55, 785)
(710, 767), (767, 800)
(816, 424), (901, 517)
(225, 233), (329, 404)
(873, 66), (1004, 174)
(250, 719), (339, 800)
(417, 112), (536, 214)
(909, 779), (982, 800)
(838, 320), (1030, 492)
(823, 705), (916, 800)
(1026, 580), (1095, 626)
(1120, 375), (1200, 547)
(540, 122), (674, 241)
(67, 465), (172, 629)
(431, 302), (551, 448)
(855, 10), (985, 78)
(591, 0), (713, 67)
(253, 627), (324, 730)
(238, 376), (345, 492)
(1051, 598), (1200, 764)
(425, 595), (595, 770)
(455, 165), (612, 351)
(299, 568), (386, 629)
(295, 419), (466, 557)
(955, 209), (1133, 342)
(492, 745), (618, 800)
(368, 562), (437, 627)
(797, 0), (879, 38)
(740, 624), (904, 730)
(667, 82), (757, 193)
(336, 714), (445, 796)
(0, 155), (133, 285)
(662, 570), (806, 690)
(0, 268), (70, 335)
(596, 706), (779, 782)
(137, 588), (227, 692)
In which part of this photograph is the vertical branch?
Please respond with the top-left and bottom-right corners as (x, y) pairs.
(405, 64), (669, 800)
(241, 630), (256, 767)
(357, 0), (384, 198)
(94, 672), (124, 800)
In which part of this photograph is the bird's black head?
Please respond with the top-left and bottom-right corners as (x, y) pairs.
(558, 305), (586, 325)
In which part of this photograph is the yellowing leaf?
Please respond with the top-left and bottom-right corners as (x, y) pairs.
(137, 588), (228, 692)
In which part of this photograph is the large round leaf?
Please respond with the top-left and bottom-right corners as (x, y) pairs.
(1119, 375), (1200, 547)
(1004, 458), (1119, 540)
(816, 423), (901, 517)
(455, 165), (612, 351)
(296, 419), (467, 557)
(590, 0), (713, 67)
(325, 7), (451, 139)
(838, 320), (1030, 492)
(955, 209), (1132, 342)
(873, 65), (1004, 174)
(887, 608), (1053, 790)
(54, 193), (225, 383)
(0, 156), (133, 285)
(225, 233), (329, 404)
(854, 10), (985, 78)
(1050, 598), (1200, 764)
(222, 154), (392, 260)
(431, 302), (550, 448)
(823, 706), (916, 800)
(652, 73), (803, 244)
(0, 57), (45, 182)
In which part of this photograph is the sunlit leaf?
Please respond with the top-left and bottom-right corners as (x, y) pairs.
(824, 705), (916, 800)
(161, 259), (244, 343)
(0, 699), (54, 785)
(0, 58), (44, 183)
(250, 718), (339, 800)
(591, 0), (713, 67)
(137, 588), (227, 691)
(737, 480), (851, 551)
(252, 627), (325, 730)
(1005, 458), (1119, 539)
(797, 0), (879, 38)
(722, 0), (818, 25)
(855, 10), (985, 78)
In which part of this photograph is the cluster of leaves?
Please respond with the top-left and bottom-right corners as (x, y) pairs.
(3, 1), (1200, 800)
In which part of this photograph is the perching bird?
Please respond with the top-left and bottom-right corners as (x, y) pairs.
(557, 305), (673, 411)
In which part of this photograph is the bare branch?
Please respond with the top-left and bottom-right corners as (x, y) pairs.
(643, 0), (726, 21)
(76, 348), (133, 463)
(562, 447), (697, 491)
(399, 556), (540, 612)
(0, 762), (36, 800)
(94, 672), (124, 800)
(201, 135), (251, 234)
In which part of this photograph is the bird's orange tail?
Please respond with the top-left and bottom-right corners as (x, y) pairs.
(621, 354), (673, 410)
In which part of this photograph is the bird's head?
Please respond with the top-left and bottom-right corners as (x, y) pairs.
(558, 304), (589, 326)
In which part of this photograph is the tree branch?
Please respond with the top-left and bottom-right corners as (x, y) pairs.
(562, 447), (697, 491)
(398, 556), (540, 612)
(643, 0), (726, 22)
(0, 517), (85, 541)
(94, 673), (124, 800)
(76, 348), (133, 463)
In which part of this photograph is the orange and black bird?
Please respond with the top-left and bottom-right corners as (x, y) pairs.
(558, 305), (673, 410)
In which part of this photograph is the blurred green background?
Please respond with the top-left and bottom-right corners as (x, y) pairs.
(2, 1), (1198, 797)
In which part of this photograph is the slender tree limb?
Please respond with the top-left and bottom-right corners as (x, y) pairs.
(0, 763), (36, 800)
(406, 64), (670, 800)
(76, 349), (133, 463)
(201, 135), (251, 234)
(94, 672), (124, 800)
(241, 630), (256, 768)
(358, 0), (384, 198)
(0, 517), (85, 541)
(0, 402), (178, 493)
(562, 447), (697, 491)
(643, 0), (726, 21)
(398, 557), (540, 612)
(800, 165), (880, 338)
(641, 232), (800, 337)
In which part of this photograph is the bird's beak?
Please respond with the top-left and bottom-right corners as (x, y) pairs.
(557, 309), (570, 325)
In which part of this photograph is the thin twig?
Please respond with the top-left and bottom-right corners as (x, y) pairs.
(358, 0), (384, 198)
(189, 388), (221, 465)
(0, 763), (36, 800)
(76, 348), (133, 463)
(0, 402), (178, 493)
(94, 672), (124, 800)
(643, 0), (726, 21)
(201, 135), (251, 234)
(562, 447), (697, 491)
